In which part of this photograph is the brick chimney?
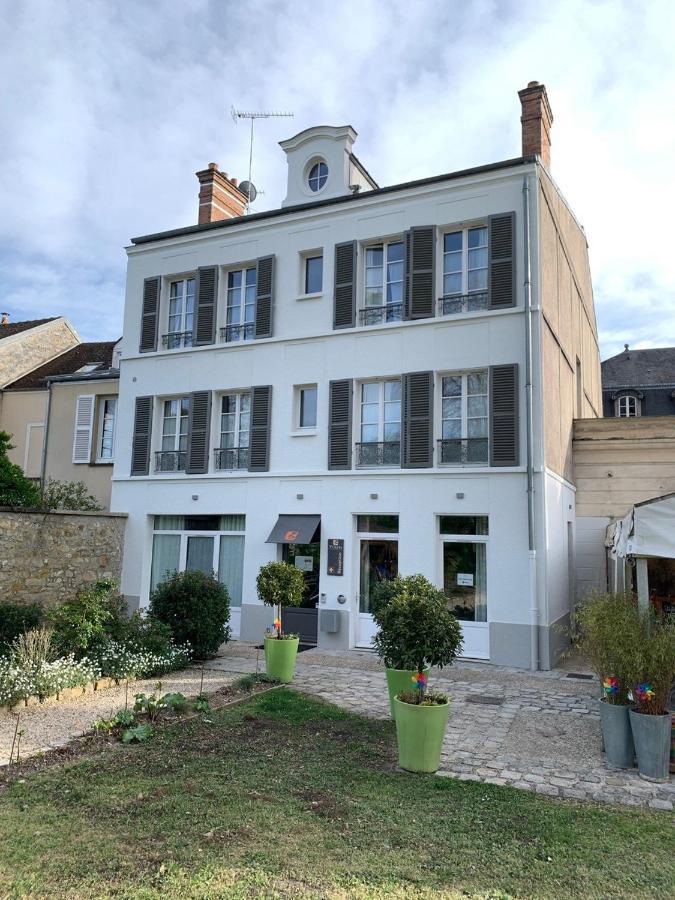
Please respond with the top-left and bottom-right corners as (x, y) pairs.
(196, 163), (247, 224)
(518, 81), (553, 168)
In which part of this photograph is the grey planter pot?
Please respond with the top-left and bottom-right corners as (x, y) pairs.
(598, 699), (634, 769)
(629, 709), (671, 782)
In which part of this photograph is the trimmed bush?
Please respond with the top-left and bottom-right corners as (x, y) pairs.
(0, 602), (43, 654)
(150, 570), (230, 659)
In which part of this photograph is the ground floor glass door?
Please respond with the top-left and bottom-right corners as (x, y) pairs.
(440, 515), (489, 659)
(356, 515), (399, 647)
(281, 542), (321, 644)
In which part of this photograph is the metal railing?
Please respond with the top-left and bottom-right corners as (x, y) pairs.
(358, 303), (404, 326)
(220, 323), (254, 343)
(438, 291), (488, 316)
(214, 446), (249, 471)
(437, 438), (488, 466)
(355, 441), (401, 467)
(154, 450), (187, 472)
(162, 331), (193, 349)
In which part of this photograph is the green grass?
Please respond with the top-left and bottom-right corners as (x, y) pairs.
(0, 689), (672, 899)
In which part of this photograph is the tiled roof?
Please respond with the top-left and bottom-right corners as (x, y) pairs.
(4, 341), (118, 390)
(0, 318), (58, 340)
(602, 347), (675, 389)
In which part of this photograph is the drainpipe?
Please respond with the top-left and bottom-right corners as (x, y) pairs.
(523, 175), (539, 671)
(39, 379), (53, 491)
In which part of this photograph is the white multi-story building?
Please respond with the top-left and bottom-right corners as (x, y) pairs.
(111, 82), (602, 669)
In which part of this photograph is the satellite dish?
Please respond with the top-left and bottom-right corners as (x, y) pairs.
(239, 180), (257, 203)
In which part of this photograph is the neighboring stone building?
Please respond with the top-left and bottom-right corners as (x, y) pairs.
(112, 81), (601, 670)
(3, 341), (120, 506)
(602, 345), (675, 418)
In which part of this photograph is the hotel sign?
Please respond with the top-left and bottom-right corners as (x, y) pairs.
(327, 539), (344, 576)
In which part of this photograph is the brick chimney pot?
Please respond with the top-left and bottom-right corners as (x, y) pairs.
(518, 81), (553, 168)
(196, 163), (247, 224)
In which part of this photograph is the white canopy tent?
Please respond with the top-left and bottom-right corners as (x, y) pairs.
(607, 491), (675, 610)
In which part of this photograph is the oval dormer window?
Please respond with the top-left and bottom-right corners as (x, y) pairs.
(308, 161), (328, 192)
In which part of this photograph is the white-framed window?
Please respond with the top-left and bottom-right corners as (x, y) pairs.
(97, 397), (117, 462)
(439, 515), (488, 623)
(224, 267), (256, 342)
(441, 225), (488, 315)
(294, 385), (318, 430)
(216, 392), (250, 470)
(362, 240), (405, 324)
(616, 394), (640, 417)
(166, 277), (196, 348)
(156, 397), (189, 472)
(150, 514), (246, 607)
(439, 371), (488, 465)
(304, 255), (323, 295)
(308, 161), (328, 192)
(358, 379), (401, 466)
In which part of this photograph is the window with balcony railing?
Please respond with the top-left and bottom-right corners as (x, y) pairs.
(357, 379), (401, 467)
(157, 397), (189, 472)
(215, 392), (250, 471)
(224, 267), (256, 342)
(439, 371), (488, 465)
(440, 226), (488, 318)
(360, 240), (404, 326)
(163, 278), (195, 349)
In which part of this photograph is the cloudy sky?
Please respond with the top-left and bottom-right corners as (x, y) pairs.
(1, 0), (673, 359)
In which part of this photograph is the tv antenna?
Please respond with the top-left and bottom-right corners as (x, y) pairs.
(231, 107), (294, 212)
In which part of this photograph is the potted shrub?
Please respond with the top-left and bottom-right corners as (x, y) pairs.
(571, 592), (640, 769)
(256, 561), (305, 683)
(371, 577), (430, 718)
(373, 574), (463, 773)
(629, 611), (675, 782)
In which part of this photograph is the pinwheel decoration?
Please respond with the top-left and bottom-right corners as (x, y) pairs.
(411, 671), (428, 692)
(635, 682), (655, 703)
(273, 617), (282, 635)
(602, 676), (619, 697)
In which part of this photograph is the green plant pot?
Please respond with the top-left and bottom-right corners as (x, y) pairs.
(598, 699), (634, 769)
(264, 636), (299, 684)
(629, 709), (671, 782)
(393, 696), (450, 773)
(385, 667), (430, 719)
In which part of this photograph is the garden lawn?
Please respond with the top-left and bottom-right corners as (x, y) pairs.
(0, 690), (672, 900)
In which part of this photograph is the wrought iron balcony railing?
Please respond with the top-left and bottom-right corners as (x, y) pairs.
(214, 446), (249, 471)
(437, 438), (489, 466)
(154, 450), (187, 472)
(438, 291), (488, 317)
(358, 303), (404, 326)
(162, 331), (193, 349)
(220, 323), (255, 343)
(355, 441), (401, 467)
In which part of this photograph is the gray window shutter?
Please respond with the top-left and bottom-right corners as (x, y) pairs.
(405, 227), (436, 320)
(139, 277), (160, 353)
(488, 212), (516, 310)
(186, 391), (212, 474)
(254, 255), (274, 339)
(328, 379), (353, 470)
(194, 266), (218, 345)
(402, 371), (434, 467)
(489, 364), (519, 466)
(249, 385), (272, 471)
(333, 241), (357, 329)
(131, 396), (153, 476)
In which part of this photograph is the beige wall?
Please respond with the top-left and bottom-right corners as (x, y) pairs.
(0, 318), (79, 389)
(538, 172), (602, 482)
(0, 390), (48, 476)
(44, 379), (119, 510)
(573, 417), (675, 518)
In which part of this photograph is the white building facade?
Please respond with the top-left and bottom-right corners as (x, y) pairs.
(112, 85), (602, 669)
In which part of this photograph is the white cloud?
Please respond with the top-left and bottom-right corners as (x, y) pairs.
(1, 0), (674, 356)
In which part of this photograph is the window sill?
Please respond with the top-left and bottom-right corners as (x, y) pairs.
(296, 292), (323, 301)
(290, 429), (318, 437)
(94, 460), (115, 466)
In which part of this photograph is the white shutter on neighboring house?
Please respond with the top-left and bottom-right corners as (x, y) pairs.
(72, 395), (95, 463)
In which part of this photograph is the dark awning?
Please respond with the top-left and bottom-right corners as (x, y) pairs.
(266, 514), (321, 544)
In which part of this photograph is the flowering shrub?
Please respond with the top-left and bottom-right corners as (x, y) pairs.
(93, 640), (191, 681)
(0, 654), (99, 706)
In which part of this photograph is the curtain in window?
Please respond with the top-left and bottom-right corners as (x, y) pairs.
(475, 542), (487, 622)
(186, 536), (215, 576)
(220, 514), (246, 532)
(154, 515), (184, 531)
(219, 535), (245, 606)
(150, 534), (181, 593)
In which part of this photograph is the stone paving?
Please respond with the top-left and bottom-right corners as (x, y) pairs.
(210, 644), (675, 811)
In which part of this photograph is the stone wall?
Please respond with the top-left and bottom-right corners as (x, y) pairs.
(0, 508), (126, 606)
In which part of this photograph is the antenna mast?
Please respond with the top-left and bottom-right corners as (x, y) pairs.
(231, 107), (294, 213)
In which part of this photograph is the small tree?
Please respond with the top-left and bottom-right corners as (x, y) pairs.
(632, 608), (675, 715)
(0, 431), (40, 508)
(150, 570), (230, 659)
(256, 561), (305, 638)
(40, 478), (102, 511)
(372, 574), (463, 694)
(48, 580), (123, 656)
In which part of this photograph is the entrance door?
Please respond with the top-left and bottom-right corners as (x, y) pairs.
(281, 542), (320, 644)
(355, 514), (399, 647)
(442, 539), (489, 659)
